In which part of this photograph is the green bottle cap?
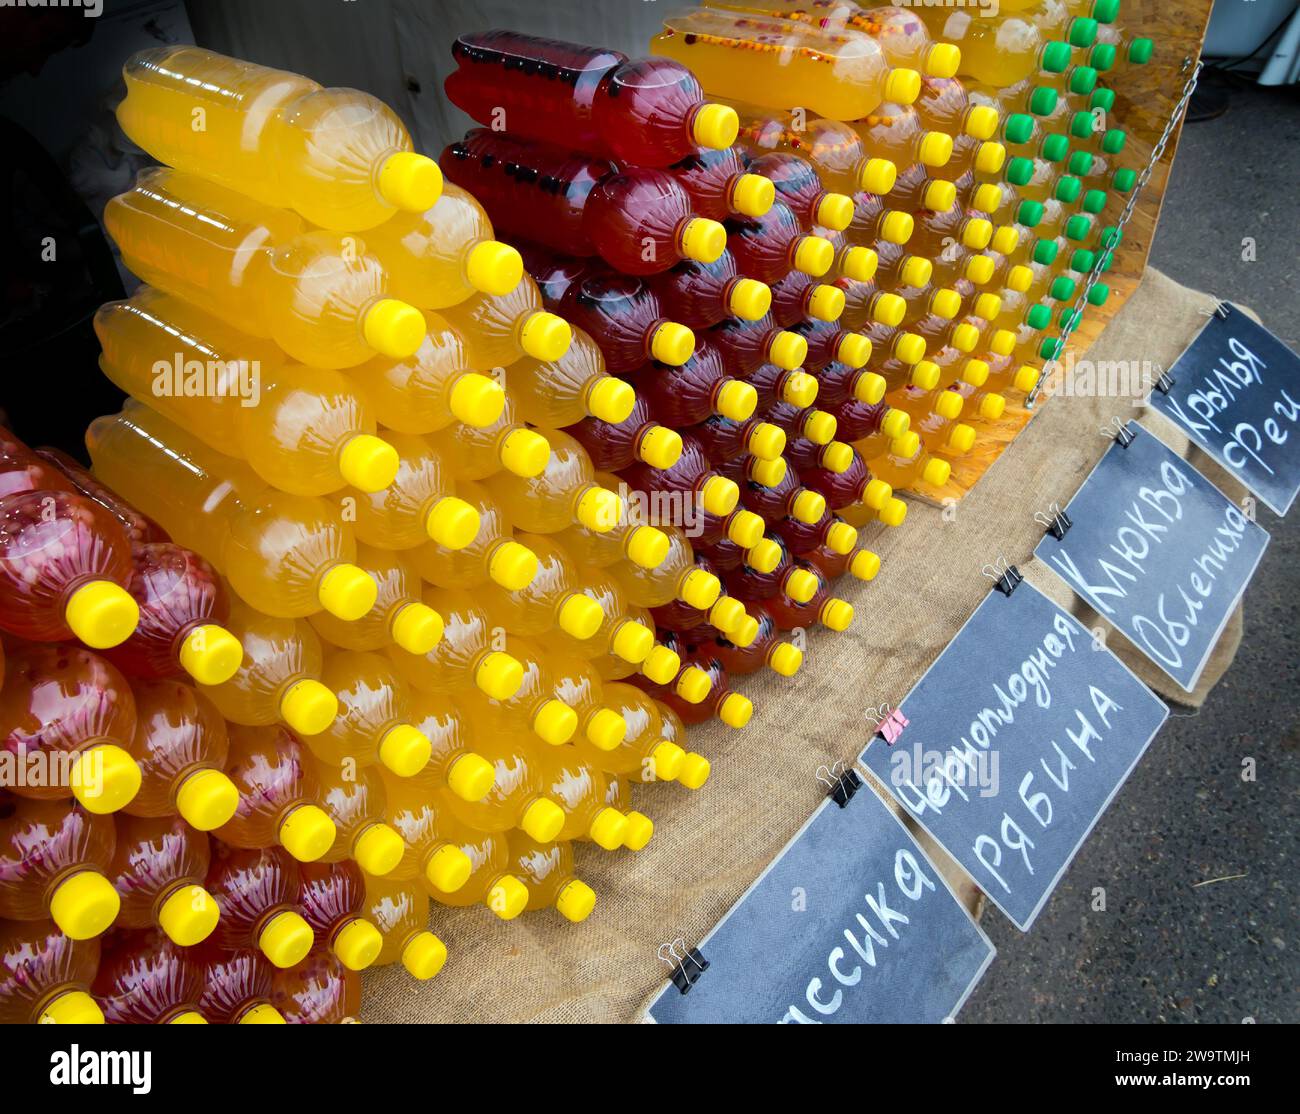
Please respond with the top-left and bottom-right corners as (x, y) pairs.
(1091, 42), (1118, 71)
(1069, 66), (1099, 95)
(1101, 225), (1123, 248)
(1006, 156), (1034, 186)
(1082, 188), (1108, 214)
(1042, 133), (1071, 163)
(1049, 276), (1077, 301)
(1055, 175), (1082, 203)
(1026, 303), (1053, 330)
(1092, 0), (1121, 24)
(1041, 40), (1073, 74)
(1059, 308), (1084, 331)
(1065, 214), (1093, 241)
(1070, 249), (1097, 273)
(1031, 238), (1060, 266)
(1129, 37), (1154, 65)
(1088, 282), (1112, 306)
(1039, 336), (1065, 361)
(1069, 18), (1099, 47)
(1028, 86), (1059, 116)
(1091, 87), (1116, 113)
(1070, 110), (1095, 139)
(1068, 150), (1094, 176)
(1005, 113), (1035, 144)
(1112, 167), (1137, 192)
(1017, 200), (1045, 228)
(1101, 128), (1127, 154)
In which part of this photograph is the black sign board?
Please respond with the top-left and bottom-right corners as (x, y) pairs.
(1149, 304), (1300, 516)
(1036, 422), (1270, 692)
(646, 782), (994, 1024)
(860, 580), (1169, 931)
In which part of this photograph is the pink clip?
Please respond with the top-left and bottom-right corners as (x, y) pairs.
(879, 708), (909, 745)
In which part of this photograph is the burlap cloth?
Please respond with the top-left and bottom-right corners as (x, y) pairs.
(361, 268), (1251, 1023)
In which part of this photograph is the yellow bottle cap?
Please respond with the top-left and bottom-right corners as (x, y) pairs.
(750, 456), (786, 487)
(353, 822), (406, 876)
(426, 844), (472, 893)
(922, 458), (952, 487)
(1006, 264), (1033, 294)
(709, 595), (748, 634)
(175, 767), (239, 831)
(962, 218), (994, 250)
(880, 210), (914, 245)
(860, 157), (897, 195)
(700, 475), (739, 516)
(465, 240), (523, 297)
(317, 563), (378, 621)
(377, 151), (443, 211)
(965, 104), (1001, 141)
(333, 917), (383, 971)
(650, 320), (696, 366)
(962, 358), (991, 387)
(586, 376), (636, 424)
(725, 509), (764, 550)
(556, 879), (598, 922)
(990, 328), (1016, 356)
(48, 870), (119, 940)
(794, 235), (835, 277)
(64, 580), (138, 649)
(279, 679), (338, 736)
(842, 245), (879, 282)
(167, 1012), (208, 1028)
(947, 423), (977, 454)
(716, 379), (757, 421)
(680, 569), (721, 616)
(923, 179), (958, 212)
(258, 910), (313, 969)
(677, 752), (711, 790)
(641, 645), (681, 685)
(808, 283), (845, 322)
(731, 615), (760, 648)
(769, 642), (804, 677)
(487, 874), (530, 920)
(401, 931), (448, 980)
(158, 884), (220, 947)
(961, 255), (993, 287)
(826, 521), (858, 554)
(576, 485), (622, 533)
(925, 42), (962, 79)
(972, 184), (1003, 214)
(836, 332), (872, 368)
(791, 489), (826, 524)
(40, 990), (105, 1026)
(934, 390), (964, 421)
(488, 539), (539, 591)
(815, 192), (855, 231)
(70, 743), (141, 814)
(864, 477), (894, 511)
(178, 624), (243, 685)
(975, 141), (1007, 174)
(850, 549), (882, 581)
(910, 359), (941, 391)
(728, 277), (771, 320)
(278, 804), (336, 862)
(390, 602), (443, 655)
(691, 101), (740, 149)
(879, 496), (908, 527)
(588, 807), (628, 852)
(991, 223), (1020, 254)
(520, 798), (565, 844)
(239, 1003), (287, 1024)
(892, 431), (922, 458)
(782, 371), (819, 409)
(746, 537), (782, 574)
(803, 409), (837, 445)
(769, 330), (808, 370)
(974, 292), (1002, 319)
(450, 373), (507, 429)
(674, 666), (712, 704)
(622, 810), (655, 851)
(732, 172), (775, 217)
(533, 698), (578, 746)
(980, 392), (1007, 420)
(446, 752), (496, 802)
(425, 495), (481, 550)
(820, 598), (855, 632)
(519, 311), (572, 361)
(679, 216), (727, 263)
(951, 323), (980, 352)
(474, 650), (524, 700)
(918, 130), (954, 167)
(1014, 364), (1041, 393)
(585, 707), (627, 750)
(338, 434), (399, 494)
(785, 567), (819, 603)
(635, 425), (682, 471)
(362, 298), (426, 359)
(899, 256), (933, 288)
(651, 741), (687, 780)
(885, 66), (922, 104)
(931, 288), (962, 319)
(625, 525), (670, 570)
(557, 593), (604, 640)
(498, 427), (550, 478)
(719, 692), (753, 729)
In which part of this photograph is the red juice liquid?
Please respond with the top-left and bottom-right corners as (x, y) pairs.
(93, 928), (204, 1023)
(560, 269), (689, 373)
(747, 151), (840, 230)
(195, 943), (279, 1023)
(667, 145), (769, 221)
(205, 843), (308, 959)
(629, 338), (755, 427)
(709, 313), (805, 376)
(648, 250), (770, 329)
(770, 271), (844, 327)
(0, 454), (75, 501)
(272, 949), (359, 1023)
(0, 793), (118, 924)
(517, 240), (593, 311)
(727, 200), (830, 284)
(298, 859), (367, 947)
(567, 395), (680, 472)
(0, 918), (101, 1024)
(107, 812), (212, 935)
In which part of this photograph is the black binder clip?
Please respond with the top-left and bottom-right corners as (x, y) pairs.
(658, 938), (709, 995)
(982, 557), (1023, 597)
(1100, 416), (1135, 448)
(1153, 369), (1176, 395)
(1034, 502), (1073, 541)
(816, 760), (862, 808)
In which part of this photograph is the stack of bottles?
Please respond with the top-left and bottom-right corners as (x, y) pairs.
(647, 0), (1151, 495)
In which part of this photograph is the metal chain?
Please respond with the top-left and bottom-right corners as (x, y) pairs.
(1025, 59), (1205, 408)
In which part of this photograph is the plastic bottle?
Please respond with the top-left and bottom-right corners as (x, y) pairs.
(707, 313), (808, 376)
(539, 645), (639, 748)
(381, 772), (476, 894)
(33, 446), (170, 547)
(409, 482), (540, 594)
(441, 130), (727, 276)
(298, 859), (384, 972)
(638, 650), (752, 729)
(666, 145), (776, 220)
(361, 873), (448, 979)
(700, 605), (803, 678)
(117, 45), (442, 229)
(108, 812), (220, 946)
(530, 747), (629, 851)
(460, 634), (581, 747)
(602, 772), (657, 848)
(86, 405), (377, 623)
(555, 512), (673, 575)
(567, 395), (685, 474)
(504, 326), (637, 430)
(583, 682), (689, 785)
(608, 520), (723, 614)
(791, 320), (873, 372)
(751, 569), (855, 632)
(560, 270), (696, 372)
(477, 533), (605, 643)
(395, 691), (496, 804)
(93, 929), (206, 1023)
(507, 833), (598, 921)
(423, 810), (532, 921)
(437, 273), (574, 370)
(483, 428), (624, 535)
(272, 951), (359, 1023)
(206, 843), (314, 969)
(195, 944), (286, 1023)
(916, 15), (1072, 87)
(445, 31), (740, 166)
(727, 201), (835, 284)
(769, 271), (846, 326)
(868, 430), (953, 491)
(309, 760), (405, 879)
(733, 102), (900, 195)
(647, 250), (773, 329)
(0, 919), (104, 1024)
(746, 151), (855, 232)
(629, 340), (758, 428)
(425, 395), (552, 483)
(309, 544), (443, 657)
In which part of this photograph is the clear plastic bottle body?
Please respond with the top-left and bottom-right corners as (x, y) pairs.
(0, 918), (102, 1024)
(205, 843), (312, 965)
(107, 812), (213, 937)
(307, 652), (428, 777)
(216, 723), (332, 857)
(195, 943), (282, 1023)
(438, 274), (573, 370)
(484, 427), (619, 535)
(272, 950), (360, 1022)
(388, 585), (522, 700)
(93, 928), (206, 1023)
(308, 544), (428, 654)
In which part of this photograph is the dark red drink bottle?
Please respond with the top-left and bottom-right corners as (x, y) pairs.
(647, 251), (771, 329)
